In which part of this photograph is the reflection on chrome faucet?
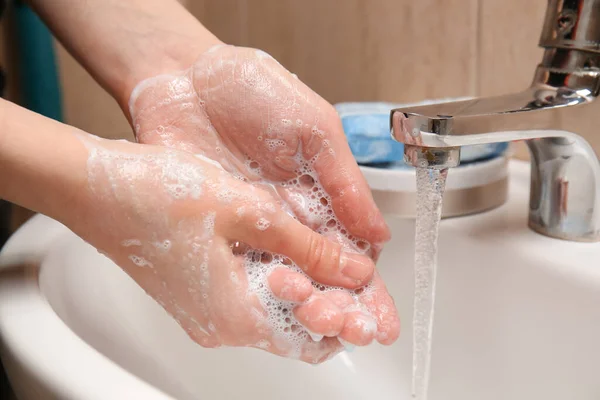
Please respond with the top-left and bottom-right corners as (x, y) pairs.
(391, 0), (600, 242)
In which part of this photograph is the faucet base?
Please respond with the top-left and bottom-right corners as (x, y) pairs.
(527, 137), (600, 242)
(528, 221), (599, 242)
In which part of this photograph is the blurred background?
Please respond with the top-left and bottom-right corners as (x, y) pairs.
(0, 1), (588, 237)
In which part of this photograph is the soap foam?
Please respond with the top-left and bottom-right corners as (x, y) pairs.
(121, 239), (142, 247)
(122, 44), (382, 357)
(238, 149), (374, 357)
(129, 255), (153, 268)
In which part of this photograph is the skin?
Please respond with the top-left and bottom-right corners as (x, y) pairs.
(7, 0), (401, 362)
(127, 44), (400, 349)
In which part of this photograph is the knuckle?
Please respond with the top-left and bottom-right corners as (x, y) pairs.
(304, 234), (339, 276)
(304, 234), (323, 273)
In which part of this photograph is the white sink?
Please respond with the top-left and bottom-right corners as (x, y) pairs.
(1, 160), (600, 400)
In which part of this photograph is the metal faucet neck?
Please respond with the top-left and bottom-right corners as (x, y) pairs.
(540, 0), (600, 55)
(533, 48), (600, 94)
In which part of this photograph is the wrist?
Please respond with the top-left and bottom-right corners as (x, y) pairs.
(116, 33), (224, 117)
(0, 100), (89, 224)
(27, 0), (224, 121)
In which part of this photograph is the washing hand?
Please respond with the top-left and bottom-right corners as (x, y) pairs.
(125, 44), (400, 355)
(13, 0), (400, 361)
(75, 136), (395, 363)
(0, 89), (398, 364)
(0, 0), (403, 369)
(128, 44), (390, 254)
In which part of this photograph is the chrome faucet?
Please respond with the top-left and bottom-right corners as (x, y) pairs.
(391, 0), (600, 242)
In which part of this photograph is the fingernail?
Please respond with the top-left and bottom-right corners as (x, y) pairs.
(341, 253), (373, 283)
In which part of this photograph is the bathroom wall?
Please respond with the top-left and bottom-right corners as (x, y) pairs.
(0, 1), (588, 227)
(50, 1), (552, 156)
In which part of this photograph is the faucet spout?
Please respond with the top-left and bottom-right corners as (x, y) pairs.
(390, 0), (600, 242)
(391, 76), (600, 242)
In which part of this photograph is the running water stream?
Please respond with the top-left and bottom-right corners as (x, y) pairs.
(411, 167), (448, 400)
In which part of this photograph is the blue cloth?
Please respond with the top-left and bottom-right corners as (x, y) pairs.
(335, 102), (508, 166)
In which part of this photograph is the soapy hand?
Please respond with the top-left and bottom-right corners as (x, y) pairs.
(123, 44), (400, 360)
(77, 137), (397, 363)
(128, 44), (390, 256)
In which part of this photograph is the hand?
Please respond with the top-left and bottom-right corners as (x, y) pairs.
(129, 44), (390, 254)
(127, 44), (401, 352)
(77, 137), (396, 363)
(7, 0), (400, 363)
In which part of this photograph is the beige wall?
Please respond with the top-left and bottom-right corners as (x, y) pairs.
(56, 42), (133, 140)
(53, 1), (549, 155)
(0, 1), (573, 227)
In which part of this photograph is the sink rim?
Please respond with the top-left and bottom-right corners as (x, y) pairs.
(0, 215), (175, 400)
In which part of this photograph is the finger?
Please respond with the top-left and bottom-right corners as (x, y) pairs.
(303, 105), (391, 245)
(293, 294), (344, 337)
(236, 211), (375, 288)
(323, 289), (355, 309)
(356, 272), (401, 345)
(267, 268), (313, 303)
(259, 105), (391, 251)
(299, 337), (343, 364)
(322, 290), (377, 346)
(186, 46), (390, 247)
(254, 336), (342, 365)
(252, 327), (342, 364)
(338, 311), (377, 346)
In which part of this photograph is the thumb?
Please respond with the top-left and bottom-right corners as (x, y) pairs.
(235, 213), (375, 289)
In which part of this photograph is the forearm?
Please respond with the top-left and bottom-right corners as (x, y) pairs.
(0, 99), (88, 224)
(26, 0), (221, 113)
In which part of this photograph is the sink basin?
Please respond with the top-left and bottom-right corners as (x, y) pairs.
(1, 160), (600, 400)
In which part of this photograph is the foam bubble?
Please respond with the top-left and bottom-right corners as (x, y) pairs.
(87, 149), (208, 203)
(265, 139), (286, 151)
(255, 339), (271, 349)
(121, 239), (142, 247)
(154, 240), (171, 251)
(256, 218), (271, 231)
(239, 147), (374, 356)
(243, 249), (310, 357)
(129, 255), (153, 268)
